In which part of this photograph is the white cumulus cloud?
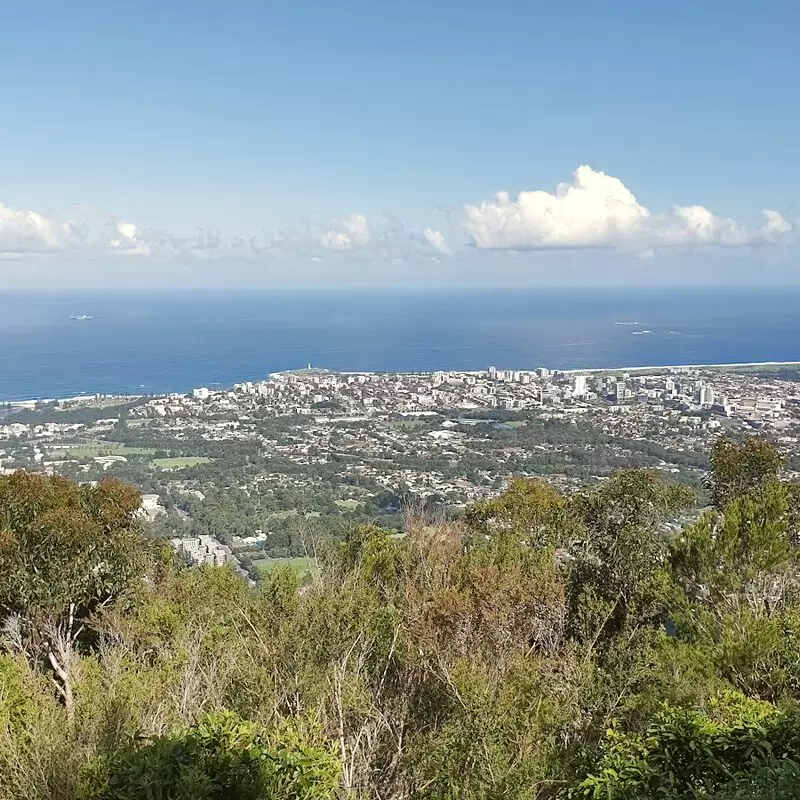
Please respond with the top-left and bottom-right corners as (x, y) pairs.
(423, 228), (450, 254)
(462, 165), (793, 251)
(273, 213), (448, 262)
(0, 198), (449, 267)
(320, 213), (371, 250)
(761, 208), (793, 238)
(0, 202), (81, 254)
(0, 200), (272, 262)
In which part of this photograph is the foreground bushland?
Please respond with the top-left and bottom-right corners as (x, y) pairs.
(2, 437), (800, 799)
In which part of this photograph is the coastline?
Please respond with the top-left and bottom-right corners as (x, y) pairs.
(561, 360), (800, 375)
(5, 361), (800, 408)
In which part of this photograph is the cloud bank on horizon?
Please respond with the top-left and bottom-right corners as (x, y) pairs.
(0, 166), (793, 265)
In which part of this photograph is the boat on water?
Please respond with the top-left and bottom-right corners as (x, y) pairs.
(70, 314), (94, 320)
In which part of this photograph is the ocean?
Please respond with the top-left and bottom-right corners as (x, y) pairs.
(1, 287), (800, 401)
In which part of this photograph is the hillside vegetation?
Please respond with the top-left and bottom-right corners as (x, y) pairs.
(2, 437), (800, 798)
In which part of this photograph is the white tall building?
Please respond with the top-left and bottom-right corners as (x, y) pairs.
(700, 385), (715, 406)
(572, 375), (589, 397)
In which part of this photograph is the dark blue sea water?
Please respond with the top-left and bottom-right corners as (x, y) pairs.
(1, 288), (800, 401)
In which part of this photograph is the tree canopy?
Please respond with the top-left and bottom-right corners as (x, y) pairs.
(0, 472), (147, 721)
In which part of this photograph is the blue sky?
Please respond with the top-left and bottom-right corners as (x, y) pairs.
(1, 0), (798, 287)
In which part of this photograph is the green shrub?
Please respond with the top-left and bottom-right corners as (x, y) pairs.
(77, 712), (340, 800)
(569, 695), (800, 799)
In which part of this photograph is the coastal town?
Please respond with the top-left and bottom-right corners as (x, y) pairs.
(2, 363), (799, 575)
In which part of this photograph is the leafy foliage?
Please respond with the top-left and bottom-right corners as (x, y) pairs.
(571, 697), (800, 799)
(0, 472), (145, 622)
(0, 472), (149, 722)
(1, 436), (800, 799)
(708, 436), (784, 509)
(78, 712), (339, 800)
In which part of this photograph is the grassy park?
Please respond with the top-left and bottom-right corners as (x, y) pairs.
(253, 556), (318, 582)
